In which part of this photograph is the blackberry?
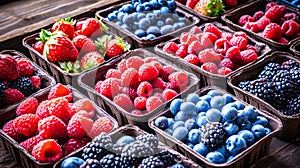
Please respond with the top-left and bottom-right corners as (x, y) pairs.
(140, 156), (165, 168)
(272, 70), (297, 100)
(258, 62), (280, 80)
(136, 134), (159, 149)
(111, 143), (125, 155)
(93, 132), (113, 146)
(121, 141), (155, 163)
(80, 158), (101, 168)
(9, 76), (34, 96)
(248, 79), (274, 101)
(200, 122), (226, 151)
(239, 81), (251, 92)
(285, 95), (300, 115)
(0, 82), (8, 100)
(282, 60), (299, 70)
(82, 141), (108, 161)
(99, 154), (132, 168)
(155, 149), (175, 166)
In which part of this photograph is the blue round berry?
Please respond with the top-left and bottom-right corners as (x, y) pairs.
(186, 93), (200, 104)
(155, 116), (169, 129)
(134, 29), (146, 37)
(193, 143), (209, 156)
(170, 98), (183, 115)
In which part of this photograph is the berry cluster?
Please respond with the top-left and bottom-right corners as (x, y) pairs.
(238, 2), (300, 44)
(1, 83), (114, 162)
(94, 55), (190, 115)
(155, 90), (272, 164)
(107, 0), (190, 40)
(60, 132), (186, 168)
(162, 23), (259, 75)
(0, 54), (41, 107)
(32, 17), (130, 73)
(239, 59), (300, 115)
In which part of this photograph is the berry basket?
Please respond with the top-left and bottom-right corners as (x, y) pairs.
(277, 0), (300, 11)
(222, 0), (300, 49)
(53, 124), (201, 168)
(149, 86), (283, 168)
(0, 50), (56, 113)
(227, 51), (300, 140)
(290, 40), (300, 57)
(78, 48), (200, 132)
(0, 85), (119, 168)
(95, 0), (200, 48)
(154, 22), (271, 91)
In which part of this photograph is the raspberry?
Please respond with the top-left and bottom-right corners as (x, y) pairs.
(139, 64), (159, 81)
(159, 66), (175, 81)
(244, 22), (260, 33)
(137, 81), (153, 98)
(88, 117), (113, 138)
(146, 96), (163, 113)
(47, 97), (72, 121)
(168, 72), (189, 89)
(150, 61), (163, 72)
(105, 69), (121, 79)
(16, 58), (34, 77)
(3, 88), (25, 106)
(238, 15), (254, 26)
(284, 13), (297, 21)
(201, 32), (219, 49)
(20, 134), (44, 153)
(163, 42), (179, 54)
(126, 56), (144, 70)
(2, 120), (25, 142)
(189, 26), (202, 35)
(113, 93), (134, 112)
(144, 57), (158, 63)
(265, 2), (276, 11)
(162, 89), (177, 102)
(187, 40), (203, 55)
(218, 67), (233, 75)
(67, 115), (93, 138)
(175, 45), (188, 58)
(246, 45), (257, 52)
(48, 83), (72, 102)
(98, 78), (121, 100)
(63, 137), (91, 156)
(214, 38), (231, 55)
(151, 77), (167, 90)
(121, 68), (139, 87)
(203, 23), (222, 38)
(38, 116), (67, 139)
(134, 96), (147, 110)
(13, 113), (40, 137)
(121, 87), (138, 100)
(233, 32), (248, 41)
(219, 58), (234, 69)
(36, 100), (50, 119)
(253, 11), (264, 21)
(277, 37), (289, 44)
(30, 76), (41, 89)
(198, 48), (223, 65)
(32, 139), (63, 162)
(265, 5), (286, 23)
(201, 62), (218, 74)
(117, 59), (127, 73)
(131, 110), (143, 115)
(179, 33), (198, 46)
(240, 49), (258, 64)
(184, 54), (199, 65)
(72, 98), (95, 118)
(230, 37), (248, 50)
(16, 97), (39, 116)
(257, 17), (272, 31)
(226, 46), (241, 63)
(281, 20), (300, 37)
(263, 23), (282, 41)
(222, 32), (233, 41)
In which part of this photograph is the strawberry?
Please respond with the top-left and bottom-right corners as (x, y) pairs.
(33, 41), (45, 54)
(187, 40), (203, 55)
(134, 96), (147, 110)
(81, 18), (106, 37)
(16, 58), (34, 77)
(76, 20), (85, 31)
(203, 23), (223, 38)
(214, 38), (231, 55)
(226, 46), (241, 63)
(0, 54), (20, 81)
(193, 0), (225, 17)
(262, 23), (282, 41)
(80, 51), (104, 71)
(198, 48), (223, 64)
(201, 62), (218, 74)
(72, 35), (96, 54)
(184, 54), (200, 65)
(223, 0), (237, 8)
(281, 20), (300, 37)
(113, 93), (134, 112)
(106, 37), (130, 58)
(240, 49), (258, 64)
(175, 45), (188, 58)
(238, 15), (255, 26)
(218, 67), (232, 75)
(186, 0), (199, 8)
(52, 17), (75, 39)
(163, 41), (179, 54)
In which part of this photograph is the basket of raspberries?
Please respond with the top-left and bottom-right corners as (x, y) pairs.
(0, 83), (118, 168)
(155, 23), (270, 90)
(0, 50), (55, 110)
(149, 86), (282, 167)
(78, 48), (199, 132)
(95, 0), (200, 48)
(23, 17), (130, 85)
(222, 0), (300, 49)
(228, 51), (300, 139)
(54, 125), (200, 168)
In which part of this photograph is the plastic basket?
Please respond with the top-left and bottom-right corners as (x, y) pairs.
(154, 22), (271, 91)
(222, 0), (300, 49)
(149, 86), (283, 168)
(0, 85), (119, 168)
(78, 48), (200, 132)
(53, 124), (201, 168)
(227, 51), (300, 139)
(95, 1), (201, 48)
(290, 40), (300, 57)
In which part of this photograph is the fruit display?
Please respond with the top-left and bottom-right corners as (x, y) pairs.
(278, 0), (300, 9)
(1, 83), (117, 163)
(0, 51), (55, 109)
(150, 88), (280, 165)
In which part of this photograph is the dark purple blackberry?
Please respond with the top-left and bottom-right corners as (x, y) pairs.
(99, 154), (133, 168)
(155, 149), (175, 166)
(282, 60), (299, 70)
(258, 62), (280, 80)
(140, 156), (165, 168)
(239, 81), (251, 92)
(82, 141), (108, 161)
(80, 158), (100, 168)
(0, 82), (8, 100)
(248, 79), (274, 101)
(9, 76), (34, 96)
(121, 141), (155, 161)
(200, 122), (226, 151)
(272, 70), (297, 100)
(285, 95), (300, 115)
(111, 143), (125, 155)
(93, 132), (113, 146)
(136, 134), (159, 149)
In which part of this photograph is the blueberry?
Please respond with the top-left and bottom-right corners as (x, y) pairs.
(116, 135), (135, 145)
(131, 22), (139, 31)
(207, 90), (222, 97)
(206, 151), (226, 163)
(226, 135), (247, 156)
(144, 6), (151, 11)
(160, 6), (170, 14)
(122, 14), (135, 25)
(160, 25), (175, 35)
(186, 93), (200, 104)
(117, 12), (126, 21)
(196, 116), (208, 127)
(146, 13), (156, 22)
(172, 121), (185, 130)
(243, 106), (258, 122)
(252, 116), (269, 127)
(165, 17), (174, 25)
(133, 2), (139, 8)
(173, 23), (181, 30)
(200, 95), (212, 103)
(193, 143), (209, 156)
(138, 18), (151, 30)
(171, 163), (186, 168)
(165, 128), (173, 135)
(265, 128), (272, 135)
(238, 130), (255, 147)
(134, 29), (146, 37)
(136, 4), (145, 12)
(222, 107), (238, 122)
(196, 100), (210, 113)
(121, 24), (131, 31)
(123, 4), (135, 13)
(223, 121), (239, 136)
(210, 96), (226, 110)
(251, 124), (266, 139)
(150, 0), (161, 9)
(234, 101), (245, 110)
(215, 145), (230, 158)
(146, 34), (156, 40)
(173, 127), (188, 141)
(170, 98), (183, 115)
(174, 111), (190, 121)
(139, 0), (146, 3)
(155, 116), (169, 129)
(187, 142), (195, 149)
(222, 102), (238, 110)
(132, 0), (139, 4)
(178, 17), (187, 22)
(156, 20), (165, 27)
(158, 0), (167, 5)
(185, 119), (197, 130)
(206, 108), (222, 122)
(131, 12), (138, 20)
(180, 102), (197, 114)
(107, 13), (117, 21)
(137, 13), (146, 20)
(240, 121), (252, 130)
(146, 26), (161, 36)
(188, 129), (201, 144)
(222, 93), (234, 104)
(115, 21), (123, 26)
(167, 0), (177, 11)
(143, 2), (152, 9)
(175, 22), (186, 29)
(61, 157), (84, 168)
(171, 13), (180, 21)
(167, 118), (175, 128)
(236, 110), (249, 125)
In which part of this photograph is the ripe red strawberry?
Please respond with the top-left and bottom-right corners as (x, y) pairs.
(253, 11), (264, 21)
(218, 67), (233, 75)
(38, 116), (67, 139)
(97, 78), (121, 100)
(52, 17), (75, 39)
(265, 5), (286, 23)
(203, 23), (222, 38)
(80, 51), (104, 71)
(47, 97), (72, 121)
(146, 96), (163, 112)
(184, 54), (200, 65)
(226, 46), (241, 63)
(121, 68), (139, 87)
(201, 32), (218, 49)
(32, 139), (63, 162)
(16, 58), (34, 77)
(175, 45), (188, 58)
(186, 0), (199, 9)
(2, 120), (25, 142)
(13, 113), (40, 137)
(139, 63), (159, 81)
(67, 115), (93, 138)
(72, 99), (95, 118)
(134, 96), (147, 110)
(193, 0), (225, 17)
(94, 80), (102, 93)
(88, 117), (113, 138)
(36, 100), (50, 119)
(240, 49), (258, 64)
(198, 48), (223, 64)
(162, 89), (177, 102)
(281, 20), (300, 37)
(76, 20), (85, 31)
(243, 22), (260, 33)
(262, 23), (282, 41)
(16, 97), (39, 116)
(106, 37), (130, 58)
(3, 88), (25, 106)
(151, 77), (167, 90)
(81, 18), (105, 37)
(277, 37), (289, 44)
(30, 76), (41, 89)
(106, 69), (121, 79)
(48, 83), (72, 102)
(20, 134), (44, 153)
(0, 54), (20, 81)
(137, 81), (153, 98)
(238, 15), (255, 26)
(187, 40), (203, 55)
(33, 41), (45, 54)
(223, 0), (237, 8)
(72, 35), (96, 54)
(113, 93), (134, 112)
(168, 72), (189, 89)
(214, 38), (231, 55)
(121, 87), (138, 100)
(219, 58), (234, 69)
(131, 110), (143, 115)
(163, 42), (179, 54)
(159, 66), (175, 81)
(257, 17), (272, 31)
(63, 137), (90, 156)
(230, 37), (247, 50)
(126, 56), (144, 70)
(201, 62), (218, 74)
(189, 26), (202, 35)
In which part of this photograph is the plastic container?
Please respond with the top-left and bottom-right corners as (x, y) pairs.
(53, 124), (201, 168)
(78, 48), (200, 132)
(290, 40), (300, 57)
(149, 86), (283, 168)
(95, 1), (201, 48)
(0, 85), (119, 168)
(0, 50), (56, 113)
(227, 51), (300, 140)
(222, 0), (300, 49)
(154, 22), (271, 91)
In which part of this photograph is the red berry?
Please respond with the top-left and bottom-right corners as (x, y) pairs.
(63, 137), (90, 156)
(146, 96), (163, 112)
(186, 0), (198, 8)
(218, 67), (233, 75)
(233, 32), (248, 41)
(230, 37), (248, 50)
(150, 61), (163, 72)
(238, 15), (255, 26)
(122, 68), (139, 87)
(3, 88), (25, 106)
(32, 139), (63, 162)
(222, 32), (233, 41)
(2, 120), (25, 142)
(201, 32), (218, 49)
(105, 69), (121, 79)
(121, 87), (138, 100)
(263, 23), (282, 41)
(81, 18), (102, 37)
(134, 96), (147, 110)
(16, 58), (34, 77)
(240, 49), (258, 64)
(33, 41), (45, 54)
(189, 26), (202, 35)
(277, 37), (289, 44)
(48, 83), (72, 102)
(36, 100), (50, 119)
(162, 89), (177, 102)
(67, 115), (93, 138)
(265, 5), (286, 23)
(72, 99), (95, 118)
(184, 54), (199, 65)
(72, 35), (96, 54)
(13, 114), (40, 137)
(30, 76), (41, 89)
(226, 46), (241, 63)
(175, 45), (188, 58)
(281, 20), (300, 37)
(180, 33), (199, 46)
(16, 97), (39, 116)
(201, 62), (218, 74)
(159, 66), (175, 81)
(126, 56), (144, 70)
(76, 20), (84, 31)
(94, 81), (103, 93)
(265, 2), (276, 11)
(131, 110), (143, 115)
(117, 59), (127, 73)
(203, 23), (222, 38)
(139, 64), (159, 81)
(88, 117), (113, 138)
(20, 134), (44, 153)
(257, 17), (272, 31)
(137, 81), (153, 98)
(198, 49), (223, 64)
(163, 42), (179, 54)
(246, 45), (257, 53)
(244, 22), (260, 33)
(168, 72), (189, 89)
(214, 38), (231, 55)
(38, 116), (67, 139)
(219, 58), (234, 69)
(284, 13), (297, 21)
(223, 0), (237, 8)
(187, 40), (203, 55)
(47, 97), (72, 121)
(113, 94), (134, 112)
(253, 11), (264, 21)
(144, 57), (158, 63)
(151, 77), (167, 90)
(98, 78), (121, 100)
